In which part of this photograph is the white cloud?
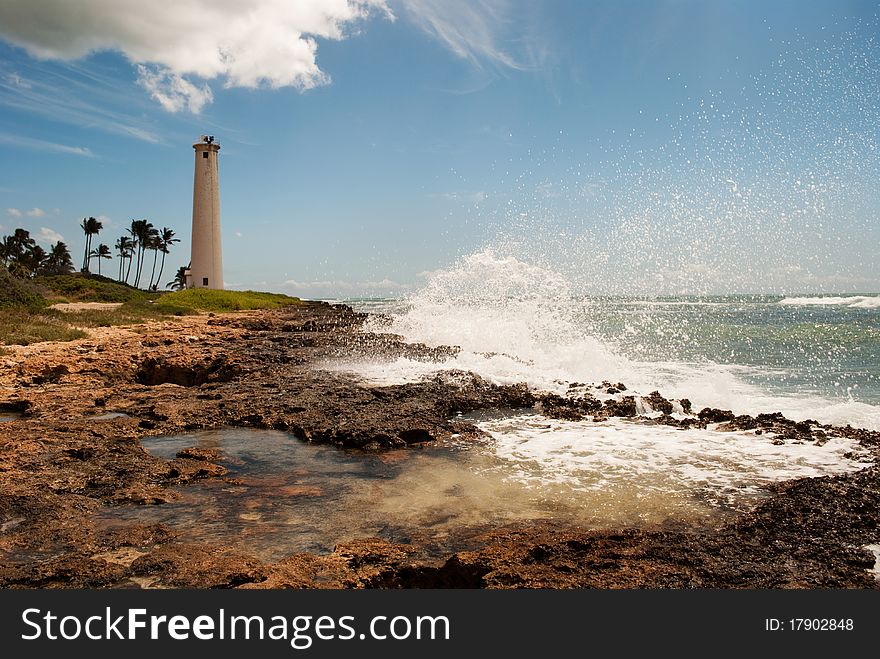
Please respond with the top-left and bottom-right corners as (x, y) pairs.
(6, 207), (22, 217)
(137, 65), (213, 113)
(0, 0), (392, 113)
(26, 207), (46, 217)
(399, 0), (522, 70)
(0, 132), (96, 157)
(36, 227), (64, 244)
(93, 213), (114, 230)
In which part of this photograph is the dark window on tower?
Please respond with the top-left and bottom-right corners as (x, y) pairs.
(203, 278), (209, 286)
(202, 152), (209, 158)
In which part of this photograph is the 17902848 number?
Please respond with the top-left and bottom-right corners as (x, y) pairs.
(789, 619), (854, 631)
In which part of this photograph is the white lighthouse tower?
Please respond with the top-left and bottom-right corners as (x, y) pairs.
(188, 135), (223, 289)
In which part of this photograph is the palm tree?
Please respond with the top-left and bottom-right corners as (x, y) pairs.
(150, 227), (179, 290)
(128, 219), (145, 285)
(1, 230), (43, 278)
(0, 231), (21, 266)
(115, 236), (135, 282)
(0, 236), (12, 266)
(3, 229), (38, 277)
(80, 217), (102, 272)
(129, 219), (157, 288)
(167, 265), (188, 290)
(19, 244), (46, 278)
(90, 243), (112, 276)
(44, 241), (75, 275)
(145, 231), (162, 291)
(124, 228), (138, 284)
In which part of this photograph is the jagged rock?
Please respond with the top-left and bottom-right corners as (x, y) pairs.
(643, 391), (673, 414)
(604, 396), (637, 417)
(698, 407), (736, 423)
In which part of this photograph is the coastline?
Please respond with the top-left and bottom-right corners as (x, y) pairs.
(1, 302), (878, 588)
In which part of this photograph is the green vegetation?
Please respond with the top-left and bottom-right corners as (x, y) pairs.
(35, 273), (158, 303)
(157, 289), (301, 312)
(0, 268), (48, 311)
(0, 270), (301, 346)
(62, 300), (195, 328)
(0, 309), (87, 345)
(1, 228), (75, 278)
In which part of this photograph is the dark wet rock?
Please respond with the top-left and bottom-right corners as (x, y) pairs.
(604, 396), (637, 417)
(698, 407), (736, 423)
(708, 411), (832, 444)
(136, 354), (239, 387)
(0, 399), (32, 415)
(538, 394), (586, 420)
(643, 391), (674, 414)
(536, 392), (602, 421)
(31, 364), (69, 385)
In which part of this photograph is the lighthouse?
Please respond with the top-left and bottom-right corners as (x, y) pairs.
(188, 135), (223, 289)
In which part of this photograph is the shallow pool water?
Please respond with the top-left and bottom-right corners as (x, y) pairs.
(94, 420), (872, 562)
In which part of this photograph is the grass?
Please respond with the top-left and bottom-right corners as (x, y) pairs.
(60, 299), (196, 328)
(0, 273), (301, 346)
(0, 308), (87, 345)
(35, 273), (158, 303)
(156, 289), (301, 312)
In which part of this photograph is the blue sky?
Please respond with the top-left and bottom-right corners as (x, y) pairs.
(0, 0), (877, 297)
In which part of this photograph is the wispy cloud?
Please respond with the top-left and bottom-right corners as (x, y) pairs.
(0, 132), (96, 157)
(0, 60), (161, 143)
(0, 0), (393, 113)
(3, 70), (30, 88)
(6, 207), (22, 217)
(399, 0), (525, 70)
(26, 207), (46, 217)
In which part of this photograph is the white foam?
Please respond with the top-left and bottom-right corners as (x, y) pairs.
(474, 414), (872, 505)
(334, 249), (880, 431)
(623, 361), (880, 431)
(779, 295), (880, 309)
(356, 249), (635, 389)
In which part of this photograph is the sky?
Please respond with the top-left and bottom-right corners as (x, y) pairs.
(0, 0), (878, 297)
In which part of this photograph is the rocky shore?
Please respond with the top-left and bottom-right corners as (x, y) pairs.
(1, 301), (878, 588)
